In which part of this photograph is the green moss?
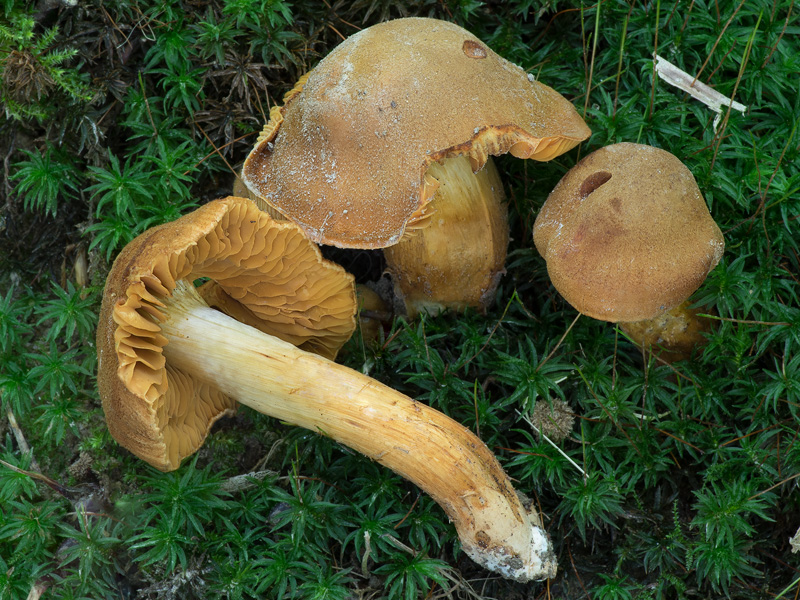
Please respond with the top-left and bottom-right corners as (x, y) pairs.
(1, 0), (798, 598)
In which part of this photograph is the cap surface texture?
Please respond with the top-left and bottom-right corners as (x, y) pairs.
(242, 17), (591, 248)
(533, 143), (724, 322)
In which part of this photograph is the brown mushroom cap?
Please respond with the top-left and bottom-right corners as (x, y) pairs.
(97, 196), (356, 470)
(533, 143), (725, 322)
(242, 17), (591, 249)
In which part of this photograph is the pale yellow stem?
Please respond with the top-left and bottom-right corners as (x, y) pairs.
(160, 281), (556, 582)
(384, 155), (509, 317)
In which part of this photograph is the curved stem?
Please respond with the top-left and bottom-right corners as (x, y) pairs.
(160, 281), (556, 582)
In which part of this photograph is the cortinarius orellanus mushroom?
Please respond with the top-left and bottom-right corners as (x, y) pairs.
(533, 143), (724, 324)
(242, 17), (590, 317)
(97, 196), (557, 582)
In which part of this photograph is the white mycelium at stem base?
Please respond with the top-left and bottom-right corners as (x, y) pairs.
(161, 280), (557, 582)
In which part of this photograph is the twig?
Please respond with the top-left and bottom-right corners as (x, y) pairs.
(137, 72), (158, 139)
(220, 469), (278, 493)
(704, 40), (738, 85)
(691, 0), (747, 85)
(394, 493), (420, 530)
(361, 531), (372, 575)
(192, 132), (256, 175)
(697, 314), (791, 327)
(567, 542), (591, 599)
(5, 405), (41, 473)
(463, 292), (514, 368)
(654, 55), (747, 132)
(749, 472), (800, 500)
(613, 8), (631, 117)
(0, 458), (73, 497)
(648, 0), (662, 120)
(193, 121), (237, 176)
(327, 24), (347, 41)
(2, 130), (17, 210)
(473, 380), (481, 439)
(652, 427), (705, 454)
(721, 423), (780, 447)
(761, 0), (794, 68)
(583, 0), (602, 118)
(381, 532), (417, 556)
(26, 582), (48, 600)
(676, 0), (695, 34)
(710, 11), (762, 171)
(537, 312), (580, 373)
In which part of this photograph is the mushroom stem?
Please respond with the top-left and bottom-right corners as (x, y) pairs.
(618, 300), (715, 363)
(384, 155), (508, 317)
(160, 280), (556, 582)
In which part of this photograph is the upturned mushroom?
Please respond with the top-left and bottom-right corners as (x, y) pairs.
(533, 142), (724, 338)
(97, 196), (557, 582)
(242, 17), (590, 317)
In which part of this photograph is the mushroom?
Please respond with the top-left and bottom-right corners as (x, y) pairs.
(97, 196), (557, 582)
(242, 17), (590, 317)
(532, 142), (724, 335)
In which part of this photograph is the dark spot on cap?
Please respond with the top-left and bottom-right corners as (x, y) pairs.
(462, 40), (487, 59)
(579, 171), (612, 200)
(475, 530), (491, 549)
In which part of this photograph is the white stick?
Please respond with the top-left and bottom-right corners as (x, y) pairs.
(655, 55), (747, 131)
(521, 412), (586, 478)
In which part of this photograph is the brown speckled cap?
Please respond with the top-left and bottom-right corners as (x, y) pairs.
(96, 196), (356, 470)
(533, 143), (725, 322)
(242, 17), (591, 249)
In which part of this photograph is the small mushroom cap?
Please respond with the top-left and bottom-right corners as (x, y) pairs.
(97, 196), (357, 470)
(242, 17), (591, 249)
(533, 143), (725, 322)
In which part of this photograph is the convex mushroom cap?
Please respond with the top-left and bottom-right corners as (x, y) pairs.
(97, 196), (357, 471)
(533, 143), (725, 322)
(242, 16), (591, 249)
